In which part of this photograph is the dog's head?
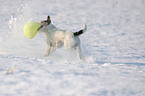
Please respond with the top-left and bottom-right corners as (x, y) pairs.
(40, 15), (51, 26)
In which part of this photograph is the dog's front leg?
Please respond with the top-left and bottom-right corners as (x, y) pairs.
(45, 44), (51, 56)
(45, 43), (56, 56)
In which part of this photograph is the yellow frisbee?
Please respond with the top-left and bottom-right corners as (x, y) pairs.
(23, 21), (41, 39)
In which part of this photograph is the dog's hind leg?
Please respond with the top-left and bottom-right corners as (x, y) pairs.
(50, 47), (56, 54)
(75, 46), (83, 60)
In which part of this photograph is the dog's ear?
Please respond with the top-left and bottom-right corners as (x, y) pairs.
(47, 15), (50, 19)
(47, 16), (51, 22)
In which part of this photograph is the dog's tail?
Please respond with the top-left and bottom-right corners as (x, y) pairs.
(74, 24), (87, 36)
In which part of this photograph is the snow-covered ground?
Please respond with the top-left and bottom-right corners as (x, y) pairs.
(0, 0), (145, 96)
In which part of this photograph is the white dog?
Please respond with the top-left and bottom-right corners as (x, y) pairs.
(38, 15), (87, 59)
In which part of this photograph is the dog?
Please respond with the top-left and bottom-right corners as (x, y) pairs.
(38, 15), (87, 59)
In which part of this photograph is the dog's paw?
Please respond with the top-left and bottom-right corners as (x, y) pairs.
(45, 53), (50, 57)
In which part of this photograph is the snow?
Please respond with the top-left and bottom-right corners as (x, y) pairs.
(0, 0), (145, 96)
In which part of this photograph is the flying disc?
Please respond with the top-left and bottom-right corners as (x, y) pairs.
(23, 21), (41, 39)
